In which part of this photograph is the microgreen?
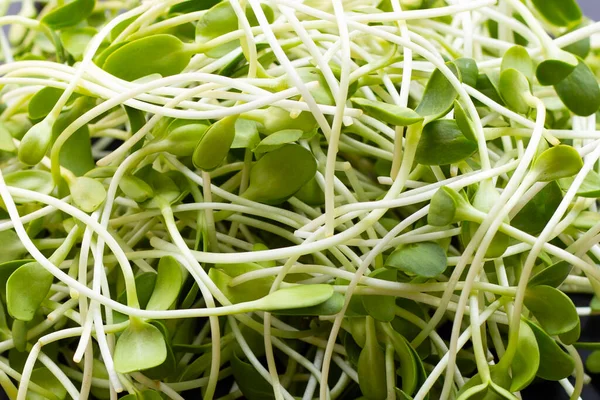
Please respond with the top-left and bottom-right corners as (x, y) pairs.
(385, 242), (447, 278)
(41, 0), (95, 30)
(192, 115), (237, 171)
(102, 34), (194, 81)
(0, 0), (599, 399)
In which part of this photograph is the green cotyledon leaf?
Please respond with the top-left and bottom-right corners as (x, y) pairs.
(501, 45), (534, 81)
(385, 242), (447, 278)
(454, 100), (476, 141)
(192, 115), (237, 171)
(271, 291), (344, 316)
(427, 186), (472, 227)
(231, 352), (276, 400)
(416, 62), (459, 122)
(103, 34), (193, 81)
(6, 262), (53, 321)
(255, 284), (334, 312)
(536, 59), (576, 86)
(498, 68), (532, 114)
(415, 120), (477, 165)
(2, 170), (54, 205)
(196, 1), (274, 58)
(554, 58), (600, 116)
(362, 268), (397, 322)
(114, 317), (167, 373)
(146, 256), (184, 311)
(512, 181), (562, 236)
(558, 169), (600, 198)
(531, 0), (582, 27)
(60, 27), (97, 60)
(208, 264), (272, 304)
(169, 0), (221, 15)
(41, 0), (95, 30)
(252, 129), (303, 154)
(358, 316), (387, 400)
(528, 261), (572, 288)
(531, 145), (583, 182)
(508, 320), (540, 392)
(17, 119), (53, 166)
(69, 177), (106, 213)
(526, 320), (575, 381)
(352, 97), (423, 126)
(524, 285), (579, 336)
(380, 323), (418, 395)
(242, 144), (317, 205)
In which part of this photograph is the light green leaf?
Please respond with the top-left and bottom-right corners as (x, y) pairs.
(18, 119), (53, 165)
(381, 323), (418, 395)
(231, 353), (276, 400)
(362, 269), (397, 322)
(555, 59), (600, 116)
(385, 242), (447, 278)
(60, 27), (97, 60)
(41, 0), (95, 30)
(146, 256), (183, 311)
(53, 96), (96, 176)
(294, 176), (325, 206)
(531, 0), (582, 27)
(0, 124), (16, 153)
(501, 45), (534, 80)
(7, 262), (53, 321)
(352, 98), (423, 126)
(454, 100), (476, 142)
(253, 129), (303, 154)
(586, 350), (600, 373)
(512, 181), (562, 235)
(415, 120), (477, 165)
(498, 68), (531, 114)
(0, 231), (24, 265)
(454, 57), (479, 87)
(161, 121), (208, 157)
(103, 35), (191, 81)
(256, 284), (334, 312)
(232, 118), (260, 149)
(256, 107), (317, 135)
(536, 59), (576, 86)
(528, 261), (572, 288)
(196, 2), (274, 58)
(119, 175), (155, 203)
(524, 285), (579, 336)
(509, 321), (539, 391)
(416, 62), (459, 121)
(3, 170), (54, 204)
(70, 177), (106, 213)
(28, 87), (66, 121)
(272, 291), (344, 316)
(358, 317), (387, 400)
(243, 144), (317, 205)
(427, 186), (471, 226)
(526, 320), (575, 381)
(559, 169), (600, 198)
(114, 317), (167, 373)
(192, 115), (237, 171)
(531, 145), (583, 182)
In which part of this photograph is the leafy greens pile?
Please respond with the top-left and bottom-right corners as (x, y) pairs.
(0, 0), (600, 399)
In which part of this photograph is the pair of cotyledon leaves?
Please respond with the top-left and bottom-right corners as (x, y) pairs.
(499, 44), (600, 117)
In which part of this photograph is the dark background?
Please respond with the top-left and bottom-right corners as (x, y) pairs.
(1, 1), (600, 399)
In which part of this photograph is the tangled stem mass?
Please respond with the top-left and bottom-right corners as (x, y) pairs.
(0, 0), (600, 399)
